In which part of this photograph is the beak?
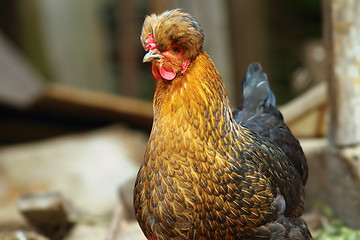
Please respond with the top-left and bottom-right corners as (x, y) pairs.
(143, 50), (164, 63)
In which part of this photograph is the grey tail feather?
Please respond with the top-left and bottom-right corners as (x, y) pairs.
(242, 62), (276, 111)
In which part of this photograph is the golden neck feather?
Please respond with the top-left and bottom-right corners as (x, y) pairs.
(152, 52), (234, 132)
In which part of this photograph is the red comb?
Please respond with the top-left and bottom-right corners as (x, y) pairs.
(145, 33), (157, 51)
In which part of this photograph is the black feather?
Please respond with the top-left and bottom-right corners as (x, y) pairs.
(233, 63), (308, 184)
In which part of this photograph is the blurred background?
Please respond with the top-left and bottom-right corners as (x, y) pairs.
(0, 0), (359, 239)
(0, 0), (324, 144)
(0, 0), (321, 105)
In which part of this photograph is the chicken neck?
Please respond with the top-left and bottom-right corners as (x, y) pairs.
(151, 51), (237, 140)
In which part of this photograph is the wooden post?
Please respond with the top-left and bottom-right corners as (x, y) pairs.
(324, 0), (360, 146)
(0, 33), (43, 107)
(323, 0), (360, 227)
(39, 0), (112, 92)
(150, 0), (170, 13)
(227, 0), (269, 105)
(118, 0), (139, 97)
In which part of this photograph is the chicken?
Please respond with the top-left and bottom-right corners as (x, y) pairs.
(134, 9), (311, 240)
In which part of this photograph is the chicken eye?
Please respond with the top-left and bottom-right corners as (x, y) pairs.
(172, 46), (180, 54)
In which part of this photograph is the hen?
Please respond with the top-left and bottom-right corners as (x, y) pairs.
(134, 9), (311, 240)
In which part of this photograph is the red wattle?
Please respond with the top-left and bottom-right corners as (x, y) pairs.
(151, 63), (177, 81)
(159, 65), (176, 80)
(151, 65), (162, 80)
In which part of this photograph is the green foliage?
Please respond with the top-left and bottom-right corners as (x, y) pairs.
(313, 204), (360, 240)
(314, 224), (360, 240)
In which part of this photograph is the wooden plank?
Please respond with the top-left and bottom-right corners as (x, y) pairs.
(34, 84), (153, 129)
(280, 82), (327, 137)
(0, 82), (153, 144)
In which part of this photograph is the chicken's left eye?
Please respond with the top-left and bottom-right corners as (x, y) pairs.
(172, 47), (180, 54)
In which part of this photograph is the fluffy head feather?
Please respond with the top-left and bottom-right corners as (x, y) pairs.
(141, 9), (204, 60)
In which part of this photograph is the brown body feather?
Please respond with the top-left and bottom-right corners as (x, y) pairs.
(134, 9), (310, 240)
